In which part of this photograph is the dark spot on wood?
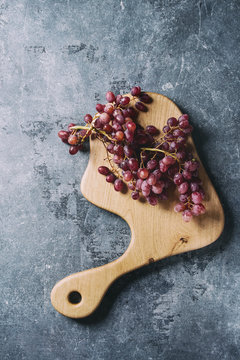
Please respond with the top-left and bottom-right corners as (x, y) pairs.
(148, 258), (154, 264)
(180, 237), (188, 243)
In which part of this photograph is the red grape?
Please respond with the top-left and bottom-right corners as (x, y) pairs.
(120, 96), (130, 106)
(58, 130), (69, 141)
(69, 145), (79, 155)
(106, 173), (116, 183)
(114, 179), (124, 191)
(123, 170), (133, 182)
(98, 166), (110, 175)
(174, 203), (186, 212)
(84, 114), (92, 123)
(131, 191), (140, 200)
(135, 102), (147, 112)
(68, 134), (78, 145)
(106, 91), (115, 103)
(96, 104), (104, 113)
(131, 86), (141, 96)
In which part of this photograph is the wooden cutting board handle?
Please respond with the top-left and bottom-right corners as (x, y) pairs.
(51, 237), (149, 318)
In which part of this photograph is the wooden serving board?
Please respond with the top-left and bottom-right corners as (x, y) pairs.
(51, 92), (224, 318)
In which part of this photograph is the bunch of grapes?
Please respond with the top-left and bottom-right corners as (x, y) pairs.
(58, 86), (206, 222)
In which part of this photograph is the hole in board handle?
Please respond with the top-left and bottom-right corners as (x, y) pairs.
(68, 291), (82, 305)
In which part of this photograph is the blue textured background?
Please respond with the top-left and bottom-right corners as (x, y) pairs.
(1, 0), (240, 359)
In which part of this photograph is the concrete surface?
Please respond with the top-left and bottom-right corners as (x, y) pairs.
(0, 0), (240, 359)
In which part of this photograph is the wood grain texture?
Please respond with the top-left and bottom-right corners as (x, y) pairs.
(51, 93), (224, 318)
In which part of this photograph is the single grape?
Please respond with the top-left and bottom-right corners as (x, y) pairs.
(106, 91), (115, 103)
(173, 173), (184, 185)
(147, 159), (158, 170)
(123, 170), (133, 182)
(177, 136), (186, 145)
(174, 203), (186, 212)
(136, 178), (143, 190)
(146, 194), (158, 206)
(112, 122), (122, 132)
(190, 182), (199, 192)
(178, 182), (189, 194)
(128, 158), (139, 171)
(131, 191), (140, 200)
(113, 109), (122, 117)
(131, 86), (141, 96)
(94, 118), (103, 129)
(147, 174), (157, 186)
(115, 131), (124, 141)
(115, 114), (125, 124)
(161, 142), (169, 151)
(167, 117), (178, 127)
(106, 173), (116, 183)
(100, 112), (111, 124)
(173, 129), (184, 137)
(176, 150), (186, 161)
(178, 114), (189, 122)
(124, 144), (134, 157)
(58, 130), (69, 141)
(192, 204), (206, 216)
(138, 168), (149, 179)
(113, 144), (124, 156)
(120, 96), (130, 106)
(152, 181), (164, 194)
(114, 179), (124, 191)
(153, 169), (162, 180)
(128, 182), (135, 190)
(182, 169), (192, 180)
(98, 166), (110, 175)
(141, 180), (151, 191)
(126, 121), (136, 133)
(104, 103), (114, 115)
(69, 146), (79, 155)
(191, 192), (203, 204)
(103, 124), (112, 133)
(169, 141), (180, 152)
(159, 161), (169, 173)
(182, 210), (193, 222)
(139, 93), (152, 104)
(184, 160), (199, 172)
(84, 114), (92, 123)
(115, 95), (122, 105)
(113, 154), (123, 164)
(163, 125), (170, 133)
(179, 119), (189, 129)
(182, 125), (193, 134)
(162, 155), (176, 166)
(122, 109), (129, 118)
(96, 103), (104, 113)
(124, 129), (134, 143)
(145, 125), (159, 135)
(135, 102), (147, 112)
(120, 160), (129, 171)
(107, 143), (115, 154)
(68, 134), (78, 145)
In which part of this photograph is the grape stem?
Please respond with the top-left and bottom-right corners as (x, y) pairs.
(140, 147), (179, 162)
